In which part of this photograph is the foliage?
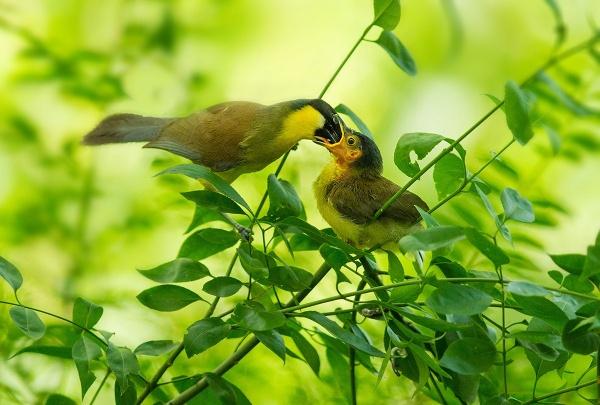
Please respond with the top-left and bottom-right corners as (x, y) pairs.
(2, 0), (600, 404)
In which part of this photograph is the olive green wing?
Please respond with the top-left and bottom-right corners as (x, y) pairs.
(329, 175), (428, 225)
(144, 101), (265, 172)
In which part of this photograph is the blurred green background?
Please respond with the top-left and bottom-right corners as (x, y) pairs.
(1, 0), (600, 403)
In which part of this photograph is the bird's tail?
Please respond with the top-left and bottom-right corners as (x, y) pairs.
(82, 114), (173, 145)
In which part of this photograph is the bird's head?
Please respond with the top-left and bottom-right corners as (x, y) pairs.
(314, 126), (383, 173)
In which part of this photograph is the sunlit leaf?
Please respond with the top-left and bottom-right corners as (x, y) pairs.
(205, 373), (252, 405)
(182, 190), (246, 215)
(474, 184), (511, 242)
(507, 281), (548, 297)
(267, 175), (303, 220)
(45, 394), (77, 405)
(500, 188), (535, 223)
(0, 256), (23, 292)
(255, 329), (286, 362)
(72, 335), (102, 398)
(562, 318), (600, 354)
(233, 301), (287, 332)
(504, 80), (534, 145)
(374, 30), (416, 75)
(464, 228), (510, 267)
(137, 285), (202, 312)
(107, 344), (140, 391)
(268, 266), (312, 292)
(134, 340), (179, 356)
(549, 253), (585, 274)
(394, 133), (445, 176)
(10, 306), (46, 340)
(399, 225), (464, 252)
(433, 153), (465, 199)
(138, 258), (210, 283)
(72, 297), (103, 329)
(237, 243), (273, 283)
(288, 329), (320, 375)
(386, 250), (404, 282)
(373, 0), (401, 30)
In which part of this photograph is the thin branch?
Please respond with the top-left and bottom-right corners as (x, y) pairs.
(89, 369), (111, 405)
(349, 280), (367, 405)
(522, 379), (596, 404)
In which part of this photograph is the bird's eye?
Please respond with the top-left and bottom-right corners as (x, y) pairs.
(347, 137), (356, 146)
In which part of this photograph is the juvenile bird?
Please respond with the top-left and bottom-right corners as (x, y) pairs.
(83, 99), (343, 183)
(313, 127), (428, 249)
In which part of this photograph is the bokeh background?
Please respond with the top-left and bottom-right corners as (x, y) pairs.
(1, 0), (600, 403)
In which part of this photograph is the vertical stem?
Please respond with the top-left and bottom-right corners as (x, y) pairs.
(349, 280), (367, 405)
(89, 369), (111, 405)
(498, 264), (508, 396)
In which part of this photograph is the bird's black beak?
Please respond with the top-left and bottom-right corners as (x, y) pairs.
(313, 114), (344, 145)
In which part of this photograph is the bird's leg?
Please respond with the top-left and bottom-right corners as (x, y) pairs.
(221, 213), (253, 242)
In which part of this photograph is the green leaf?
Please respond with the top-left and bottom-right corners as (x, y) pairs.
(500, 188), (535, 223)
(182, 190), (246, 215)
(268, 266), (312, 292)
(549, 253), (585, 275)
(134, 340), (179, 356)
(159, 164), (250, 210)
(107, 344), (139, 391)
(512, 295), (568, 331)
(396, 308), (469, 332)
(440, 337), (497, 374)
(178, 228), (239, 260)
(319, 244), (350, 271)
(391, 346), (428, 386)
(0, 256), (23, 292)
(9, 306), (46, 340)
(582, 234), (600, 279)
(426, 283), (492, 316)
(255, 329), (286, 362)
(525, 348), (569, 379)
(186, 204), (227, 232)
(45, 394), (77, 405)
(374, 30), (416, 76)
(507, 281), (548, 297)
(373, 0), (401, 30)
(277, 217), (360, 254)
(267, 174), (303, 220)
(72, 297), (103, 329)
(299, 311), (384, 357)
(234, 301), (287, 332)
(416, 206), (440, 228)
(72, 335), (102, 398)
(184, 318), (231, 357)
(335, 104), (373, 138)
(504, 80), (534, 145)
(202, 276), (242, 297)
(474, 184), (511, 242)
(205, 374), (252, 405)
(399, 225), (464, 251)
(137, 285), (201, 312)
(114, 377), (137, 405)
(389, 284), (421, 303)
(288, 329), (320, 375)
(386, 250), (404, 282)
(138, 258), (210, 283)
(562, 274), (594, 293)
(562, 318), (600, 354)
(12, 345), (72, 359)
(464, 228), (509, 267)
(433, 153), (465, 199)
(237, 243), (272, 283)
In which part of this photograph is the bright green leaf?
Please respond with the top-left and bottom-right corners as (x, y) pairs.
(134, 340), (179, 356)
(182, 190), (246, 215)
(268, 266), (312, 292)
(433, 153), (465, 199)
(10, 306), (45, 340)
(107, 345), (139, 391)
(288, 329), (320, 375)
(178, 228), (239, 260)
(0, 256), (22, 292)
(234, 302), (287, 332)
(45, 394), (77, 405)
(137, 285), (201, 312)
(399, 225), (464, 252)
(267, 175), (303, 220)
(255, 329), (286, 362)
(440, 337), (497, 374)
(138, 258), (210, 283)
(394, 133), (445, 177)
(426, 283), (492, 316)
(504, 80), (534, 145)
(507, 281), (548, 297)
(72, 297), (103, 329)
(386, 250), (404, 282)
(184, 318), (231, 357)
(202, 276), (242, 297)
(373, 0), (401, 30)
(464, 228), (510, 267)
(375, 30), (416, 76)
(501, 188), (535, 223)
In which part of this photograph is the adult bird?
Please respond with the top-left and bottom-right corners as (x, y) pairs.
(313, 127), (428, 249)
(83, 99), (343, 183)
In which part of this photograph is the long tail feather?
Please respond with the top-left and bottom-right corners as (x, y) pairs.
(82, 114), (172, 145)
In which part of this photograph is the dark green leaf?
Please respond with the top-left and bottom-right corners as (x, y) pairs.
(72, 297), (103, 329)
(134, 340), (179, 356)
(159, 164), (250, 210)
(178, 228), (239, 260)
(255, 329), (286, 362)
(374, 30), (416, 75)
(0, 256), (22, 292)
(399, 225), (464, 251)
(45, 394), (77, 405)
(512, 295), (568, 331)
(433, 153), (465, 199)
(138, 258), (210, 283)
(234, 301), (287, 331)
(335, 104), (373, 138)
(394, 133), (445, 177)
(464, 228), (510, 267)
(582, 235), (600, 279)
(299, 311), (384, 357)
(548, 270), (563, 285)
(426, 283), (492, 316)
(12, 345), (72, 359)
(562, 274), (594, 293)
(504, 80), (533, 145)
(267, 174), (303, 220)
(107, 345), (140, 391)
(319, 244), (350, 271)
(10, 306), (45, 340)
(289, 234), (320, 251)
(182, 190), (245, 215)
(288, 329), (320, 375)
(440, 337), (497, 374)
(268, 266), (312, 292)
(391, 346), (428, 385)
(507, 281), (548, 297)
(205, 374), (252, 405)
(114, 376), (137, 405)
(474, 184), (511, 242)
(277, 217), (360, 254)
(72, 335), (101, 398)
(389, 284), (421, 303)
(501, 188), (535, 223)
(237, 244), (272, 283)
(186, 204), (227, 232)
(202, 276), (242, 297)
(373, 0), (401, 30)
(525, 348), (569, 379)
(549, 253), (585, 274)
(396, 308), (469, 332)
(562, 318), (600, 354)
(137, 285), (201, 312)
(386, 250), (404, 282)
(184, 318), (231, 357)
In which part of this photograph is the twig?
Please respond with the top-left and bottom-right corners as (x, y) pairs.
(349, 280), (367, 405)
(522, 379), (596, 404)
(89, 369), (111, 405)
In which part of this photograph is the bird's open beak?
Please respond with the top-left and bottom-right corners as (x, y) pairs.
(314, 132), (347, 159)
